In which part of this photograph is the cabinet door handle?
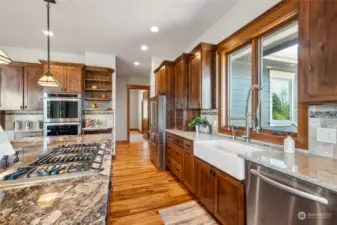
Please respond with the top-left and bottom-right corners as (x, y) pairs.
(20, 106), (23, 109)
(210, 168), (212, 176)
(25, 106), (27, 109)
(175, 168), (180, 172)
(175, 151), (180, 156)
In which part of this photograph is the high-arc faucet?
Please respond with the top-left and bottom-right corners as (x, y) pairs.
(228, 84), (262, 142)
(242, 84), (262, 142)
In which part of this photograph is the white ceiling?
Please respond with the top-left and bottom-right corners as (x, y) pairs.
(0, 0), (237, 76)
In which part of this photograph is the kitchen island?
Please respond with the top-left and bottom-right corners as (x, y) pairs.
(0, 134), (113, 225)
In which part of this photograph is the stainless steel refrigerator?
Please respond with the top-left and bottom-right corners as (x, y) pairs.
(149, 95), (166, 170)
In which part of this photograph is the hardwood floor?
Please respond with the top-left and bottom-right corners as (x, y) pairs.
(109, 140), (194, 224)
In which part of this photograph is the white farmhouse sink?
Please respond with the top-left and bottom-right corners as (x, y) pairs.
(194, 139), (264, 180)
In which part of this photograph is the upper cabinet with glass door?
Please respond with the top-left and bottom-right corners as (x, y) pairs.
(260, 21), (298, 133)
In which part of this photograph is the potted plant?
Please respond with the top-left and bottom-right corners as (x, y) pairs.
(188, 117), (211, 134)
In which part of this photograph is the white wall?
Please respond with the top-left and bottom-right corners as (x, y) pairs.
(129, 90), (139, 129)
(0, 46), (85, 63)
(138, 90), (145, 131)
(185, 0), (282, 52)
(115, 75), (150, 141)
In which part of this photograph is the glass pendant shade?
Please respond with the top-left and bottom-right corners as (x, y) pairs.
(0, 49), (11, 64)
(38, 1), (59, 87)
(38, 72), (59, 87)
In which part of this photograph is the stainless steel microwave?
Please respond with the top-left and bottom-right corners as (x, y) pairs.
(43, 93), (82, 123)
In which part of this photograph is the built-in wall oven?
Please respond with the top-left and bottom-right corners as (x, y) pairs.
(43, 93), (82, 136)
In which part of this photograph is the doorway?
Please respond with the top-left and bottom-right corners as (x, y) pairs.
(127, 85), (150, 143)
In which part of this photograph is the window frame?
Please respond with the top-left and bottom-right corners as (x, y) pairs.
(269, 70), (296, 127)
(217, 0), (308, 149)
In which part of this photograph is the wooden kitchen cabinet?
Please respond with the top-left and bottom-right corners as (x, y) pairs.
(154, 61), (175, 129)
(299, 0), (337, 103)
(196, 157), (214, 213)
(183, 149), (195, 194)
(188, 43), (216, 109)
(196, 157), (245, 225)
(0, 66), (24, 110)
(24, 65), (44, 110)
(213, 167), (245, 225)
(64, 67), (82, 93)
(174, 54), (189, 109)
(41, 61), (84, 94)
(0, 63), (43, 111)
(154, 60), (174, 95)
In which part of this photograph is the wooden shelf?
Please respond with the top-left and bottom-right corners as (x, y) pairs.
(85, 98), (111, 101)
(83, 108), (112, 111)
(85, 79), (112, 82)
(85, 88), (112, 92)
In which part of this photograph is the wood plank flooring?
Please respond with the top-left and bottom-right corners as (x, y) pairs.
(108, 140), (194, 224)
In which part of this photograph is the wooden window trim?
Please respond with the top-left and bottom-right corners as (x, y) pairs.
(217, 0), (308, 149)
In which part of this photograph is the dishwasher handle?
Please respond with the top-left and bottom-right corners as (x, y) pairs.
(250, 169), (329, 205)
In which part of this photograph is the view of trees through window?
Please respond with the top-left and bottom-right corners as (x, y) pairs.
(271, 78), (290, 121)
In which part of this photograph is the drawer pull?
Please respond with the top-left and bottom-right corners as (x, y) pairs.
(185, 144), (191, 148)
(176, 168), (180, 172)
(176, 152), (180, 155)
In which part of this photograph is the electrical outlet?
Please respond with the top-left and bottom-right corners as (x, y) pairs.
(317, 128), (337, 144)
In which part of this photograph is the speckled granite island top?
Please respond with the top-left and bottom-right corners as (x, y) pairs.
(165, 129), (220, 141)
(0, 134), (113, 225)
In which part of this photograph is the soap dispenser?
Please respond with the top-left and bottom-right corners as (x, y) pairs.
(284, 132), (295, 153)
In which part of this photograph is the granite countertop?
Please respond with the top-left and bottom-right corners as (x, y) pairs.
(239, 147), (337, 193)
(165, 129), (221, 142)
(166, 129), (337, 192)
(0, 134), (113, 225)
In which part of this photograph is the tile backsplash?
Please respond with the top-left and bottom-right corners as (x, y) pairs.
(201, 109), (218, 134)
(83, 110), (114, 127)
(309, 104), (337, 159)
(5, 111), (43, 130)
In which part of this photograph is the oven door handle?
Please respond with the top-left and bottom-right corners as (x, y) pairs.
(250, 169), (328, 205)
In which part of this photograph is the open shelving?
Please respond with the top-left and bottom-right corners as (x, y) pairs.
(84, 66), (114, 109)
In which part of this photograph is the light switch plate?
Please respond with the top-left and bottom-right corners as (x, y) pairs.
(317, 128), (337, 144)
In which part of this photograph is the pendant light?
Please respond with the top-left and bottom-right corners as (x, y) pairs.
(0, 49), (11, 64)
(38, 0), (59, 87)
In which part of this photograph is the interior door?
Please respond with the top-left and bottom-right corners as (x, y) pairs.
(189, 54), (201, 109)
(196, 157), (214, 213)
(24, 66), (43, 110)
(142, 91), (149, 139)
(65, 67), (82, 93)
(0, 66), (24, 110)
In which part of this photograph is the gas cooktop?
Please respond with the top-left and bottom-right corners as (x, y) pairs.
(1, 143), (107, 185)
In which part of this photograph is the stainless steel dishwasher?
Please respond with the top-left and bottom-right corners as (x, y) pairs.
(245, 161), (337, 225)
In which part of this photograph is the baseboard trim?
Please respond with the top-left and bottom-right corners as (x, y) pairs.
(116, 140), (129, 144)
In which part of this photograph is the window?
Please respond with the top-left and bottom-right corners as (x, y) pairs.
(228, 44), (252, 127)
(260, 21), (298, 133)
(269, 70), (295, 126)
(218, 1), (305, 147)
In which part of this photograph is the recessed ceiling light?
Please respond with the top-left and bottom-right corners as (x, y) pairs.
(150, 26), (159, 33)
(43, 30), (54, 36)
(140, 45), (148, 51)
(134, 61), (140, 66)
